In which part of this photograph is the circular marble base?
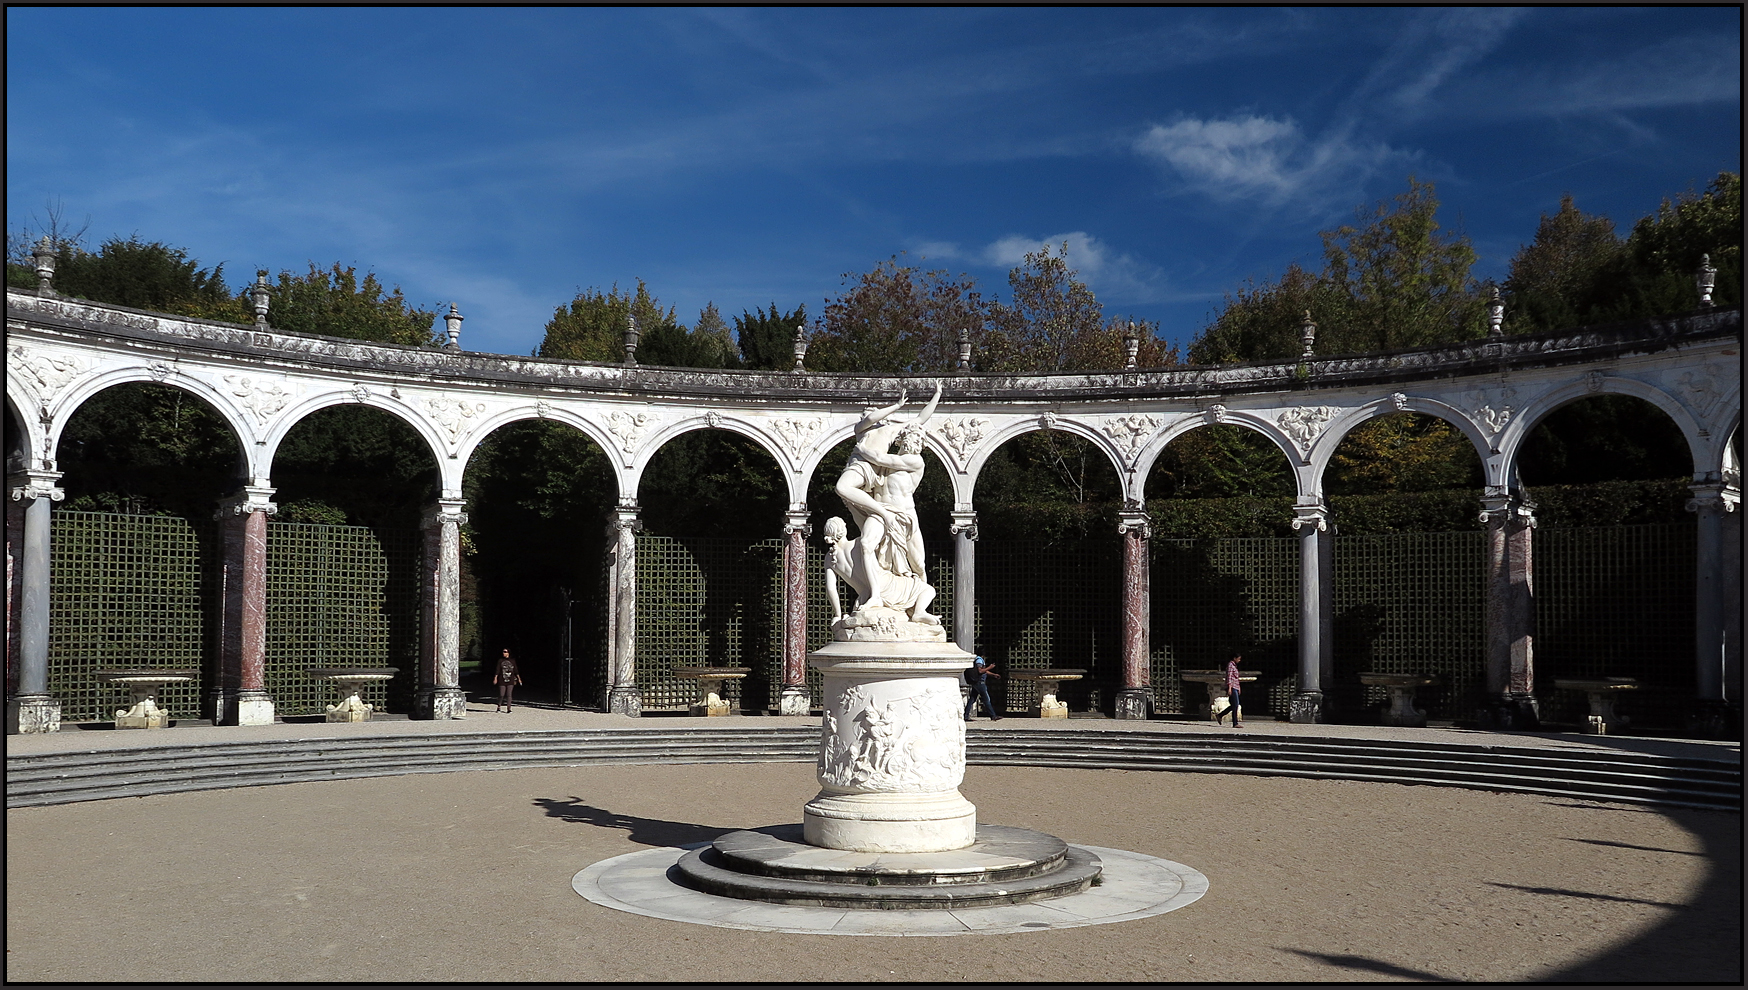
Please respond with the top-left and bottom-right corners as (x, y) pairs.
(574, 842), (1208, 936)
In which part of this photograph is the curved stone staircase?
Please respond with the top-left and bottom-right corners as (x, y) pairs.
(7, 726), (1739, 812)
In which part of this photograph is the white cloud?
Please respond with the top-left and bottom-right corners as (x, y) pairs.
(974, 231), (1174, 304)
(1133, 114), (1410, 209)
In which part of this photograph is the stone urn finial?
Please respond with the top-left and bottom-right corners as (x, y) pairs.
(1298, 310), (1316, 360)
(792, 325), (809, 373)
(623, 313), (640, 366)
(32, 236), (57, 296)
(444, 303), (464, 351)
(1697, 253), (1717, 308)
(1487, 285), (1505, 337)
(1123, 322), (1141, 370)
(250, 270), (271, 328)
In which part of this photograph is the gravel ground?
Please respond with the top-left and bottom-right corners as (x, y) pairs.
(6, 759), (1739, 983)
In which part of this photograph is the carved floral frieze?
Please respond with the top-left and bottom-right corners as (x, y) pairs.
(930, 416), (989, 460)
(772, 417), (825, 458)
(1277, 406), (1334, 451)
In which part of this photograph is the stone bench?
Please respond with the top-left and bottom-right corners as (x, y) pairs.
(97, 669), (197, 729)
(1554, 677), (1640, 735)
(1359, 672), (1443, 728)
(1180, 669), (1260, 721)
(1007, 669), (1086, 719)
(672, 666), (752, 717)
(308, 667), (400, 723)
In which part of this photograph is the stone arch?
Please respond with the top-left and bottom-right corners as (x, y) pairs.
(628, 414), (793, 504)
(1499, 377), (1704, 485)
(261, 390), (451, 494)
(963, 416), (1128, 502)
(456, 405), (625, 502)
(1310, 397), (1497, 497)
(1133, 411), (1304, 500)
(52, 369), (256, 480)
(5, 389), (42, 472)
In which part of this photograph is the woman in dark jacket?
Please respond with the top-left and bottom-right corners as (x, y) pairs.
(494, 649), (522, 713)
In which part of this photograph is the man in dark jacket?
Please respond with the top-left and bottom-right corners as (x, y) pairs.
(965, 655), (1002, 722)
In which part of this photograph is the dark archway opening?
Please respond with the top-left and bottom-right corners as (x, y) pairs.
(462, 420), (616, 709)
(52, 383), (244, 723)
(269, 405), (438, 715)
(973, 430), (1123, 715)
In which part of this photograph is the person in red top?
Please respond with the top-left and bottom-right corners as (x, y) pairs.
(1215, 652), (1244, 728)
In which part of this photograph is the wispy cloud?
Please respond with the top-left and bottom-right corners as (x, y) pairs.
(1133, 115), (1411, 210)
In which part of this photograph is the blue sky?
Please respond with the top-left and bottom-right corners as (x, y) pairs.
(7, 8), (1740, 357)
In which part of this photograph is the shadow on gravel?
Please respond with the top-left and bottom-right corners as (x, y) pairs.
(1559, 836), (1707, 857)
(532, 796), (734, 847)
(1543, 807), (1741, 984)
(1281, 948), (1450, 981)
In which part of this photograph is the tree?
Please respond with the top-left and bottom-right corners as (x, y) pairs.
(266, 263), (438, 345)
(540, 280), (730, 366)
(1191, 177), (1483, 363)
(1502, 196), (1623, 334)
(1324, 415), (1480, 495)
(735, 303), (808, 371)
(14, 235), (251, 322)
(984, 243), (1103, 372)
(807, 256), (987, 373)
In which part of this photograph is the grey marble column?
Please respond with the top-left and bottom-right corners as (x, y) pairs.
(6, 471), (63, 733)
(606, 503), (642, 717)
(1686, 483), (1739, 734)
(416, 498), (469, 720)
(778, 508), (812, 716)
(210, 487), (277, 726)
(949, 510), (978, 655)
(1115, 507), (1152, 720)
(1290, 503), (1330, 723)
(1481, 491), (1539, 729)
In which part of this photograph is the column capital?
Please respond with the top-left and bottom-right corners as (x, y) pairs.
(215, 485), (278, 518)
(1290, 502), (1330, 533)
(1116, 507), (1151, 540)
(1687, 482), (1740, 514)
(783, 508), (812, 536)
(949, 510), (979, 541)
(421, 497), (468, 529)
(1478, 490), (1536, 526)
(606, 501), (642, 537)
(7, 470), (64, 503)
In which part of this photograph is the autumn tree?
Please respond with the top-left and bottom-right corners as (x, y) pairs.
(806, 256), (986, 373)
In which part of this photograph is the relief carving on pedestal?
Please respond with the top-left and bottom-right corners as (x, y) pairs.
(817, 680), (965, 792)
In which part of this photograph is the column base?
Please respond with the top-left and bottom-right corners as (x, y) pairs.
(1688, 700), (1739, 740)
(803, 789), (978, 854)
(1484, 694), (1541, 731)
(1289, 691), (1326, 724)
(6, 694), (61, 734)
(415, 687), (468, 720)
(1114, 688), (1151, 721)
(777, 686), (812, 716)
(211, 689), (277, 726)
(607, 685), (643, 717)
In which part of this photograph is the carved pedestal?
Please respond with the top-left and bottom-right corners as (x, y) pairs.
(777, 686), (812, 716)
(416, 687), (468, 720)
(6, 694), (61, 734)
(606, 685), (642, 717)
(805, 640), (978, 853)
(1289, 691), (1325, 724)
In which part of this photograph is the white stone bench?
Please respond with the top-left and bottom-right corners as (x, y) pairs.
(1007, 668), (1086, 719)
(1180, 669), (1259, 721)
(1554, 677), (1640, 734)
(1359, 672), (1442, 728)
(308, 667), (400, 723)
(97, 669), (197, 729)
(672, 666), (752, 716)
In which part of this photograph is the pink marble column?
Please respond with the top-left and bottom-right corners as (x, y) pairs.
(1116, 508), (1151, 720)
(213, 488), (276, 726)
(779, 510), (811, 715)
(1481, 491), (1538, 728)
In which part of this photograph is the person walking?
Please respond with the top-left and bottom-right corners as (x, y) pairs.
(493, 648), (522, 713)
(965, 655), (1002, 722)
(1215, 652), (1244, 727)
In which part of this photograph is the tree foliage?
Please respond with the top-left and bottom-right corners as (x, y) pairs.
(265, 263), (438, 346)
(539, 280), (734, 367)
(806, 257), (987, 373)
(1325, 414), (1481, 495)
(735, 303), (808, 371)
(57, 383), (241, 518)
(19, 236), (251, 322)
(1191, 178), (1483, 364)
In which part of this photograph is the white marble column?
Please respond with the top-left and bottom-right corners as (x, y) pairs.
(606, 502), (642, 717)
(210, 486), (277, 726)
(778, 508), (812, 716)
(1481, 490), (1538, 728)
(416, 498), (469, 720)
(1116, 507), (1152, 720)
(1289, 503), (1331, 723)
(1687, 483), (1739, 732)
(948, 510), (978, 655)
(6, 471), (63, 733)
